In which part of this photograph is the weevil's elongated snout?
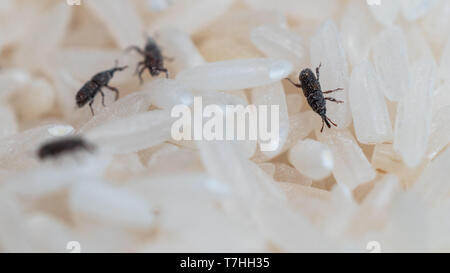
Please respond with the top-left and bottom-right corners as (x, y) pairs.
(109, 65), (129, 77)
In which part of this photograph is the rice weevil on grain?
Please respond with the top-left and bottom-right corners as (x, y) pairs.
(285, 63), (344, 132)
(76, 61), (128, 115)
(126, 36), (171, 84)
(37, 136), (95, 160)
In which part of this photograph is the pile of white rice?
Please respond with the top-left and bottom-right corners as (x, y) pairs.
(0, 0), (449, 252)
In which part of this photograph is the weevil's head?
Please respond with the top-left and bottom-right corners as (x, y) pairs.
(150, 67), (161, 76)
(76, 89), (89, 107)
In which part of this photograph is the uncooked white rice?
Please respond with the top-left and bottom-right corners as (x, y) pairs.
(0, 0), (449, 252)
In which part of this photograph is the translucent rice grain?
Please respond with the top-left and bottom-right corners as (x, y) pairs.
(368, 0), (400, 26)
(14, 2), (71, 69)
(0, 3), (40, 51)
(85, 110), (174, 154)
(198, 36), (261, 62)
(400, 0), (439, 21)
(273, 163), (312, 186)
(196, 140), (331, 251)
(147, 0), (172, 12)
(340, 1), (378, 66)
(199, 9), (287, 45)
(106, 153), (146, 182)
(281, 111), (316, 155)
(177, 59), (293, 92)
(415, 146), (450, 204)
(127, 174), (264, 251)
(148, 0), (235, 35)
(78, 91), (152, 133)
(426, 105), (450, 160)
(69, 182), (154, 229)
(47, 125), (74, 137)
(310, 20), (352, 129)
(316, 129), (375, 191)
(244, 0), (339, 21)
(394, 58), (436, 168)
(0, 0), (14, 15)
(13, 77), (56, 121)
(440, 38), (450, 84)
(0, 195), (31, 252)
(85, 0), (145, 48)
(250, 25), (307, 72)
(362, 174), (400, 210)
(141, 78), (193, 109)
(349, 61), (392, 144)
(251, 82), (289, 158)
(289, 139), (333, 181)
(145, 145), (200, 174)
(432, 84), (450, 116)
(420, 0), (450, 50)
(26, 213), (74, 252)
(372, 26), (410, 101)
(0, 69), (31, 101)
(405, 25), (434, 63)
(0, 105), (17, 139)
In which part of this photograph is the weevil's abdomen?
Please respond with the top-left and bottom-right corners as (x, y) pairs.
(145, 37), (162, 54)
(307, 91), (327, 115)
(76, 81), (98, 107)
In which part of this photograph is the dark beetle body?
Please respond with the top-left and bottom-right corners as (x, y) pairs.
(38, 137), (95, 160)
(76, 63), (128, 115)
(286, 64), (343, 132)
(127, 37), (169, 84)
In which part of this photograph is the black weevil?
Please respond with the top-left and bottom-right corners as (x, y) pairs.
(37, 136), (95, 160)
(126, 36), (170, 84)
(75, 61), (128, 115)
(286, 63), (344, 132)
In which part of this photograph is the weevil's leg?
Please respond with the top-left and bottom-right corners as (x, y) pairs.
(125, 45), (145, 56)
(134, 61), (145, 75)
(320, 119), (325, 133)
(323, 88), (343, 94)
(105, 85), (119, 101)
(138, 66), (147, 84)
(99, 89), (106, 106)
(285, 78), (302, 88)
(327, 116), (338, 127)
(316, 63), (322, 81)
(159, 68), (169, 78)
(323, 116), (332, 129)
(325, 97), (344, 104)
(88, 99), (95, 116)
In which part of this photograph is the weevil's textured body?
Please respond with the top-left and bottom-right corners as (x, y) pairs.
(37, 137), (95, 160)
(286, 64), (343, 132)
(75, 63), (128, 115)
(127, 37), (169, 83)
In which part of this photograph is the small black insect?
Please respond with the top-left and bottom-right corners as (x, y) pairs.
(126, 36), (170, 84)
(37, 136), (95, 160)
(285, 63), (344, 132)
(76, 61), (128, 115)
